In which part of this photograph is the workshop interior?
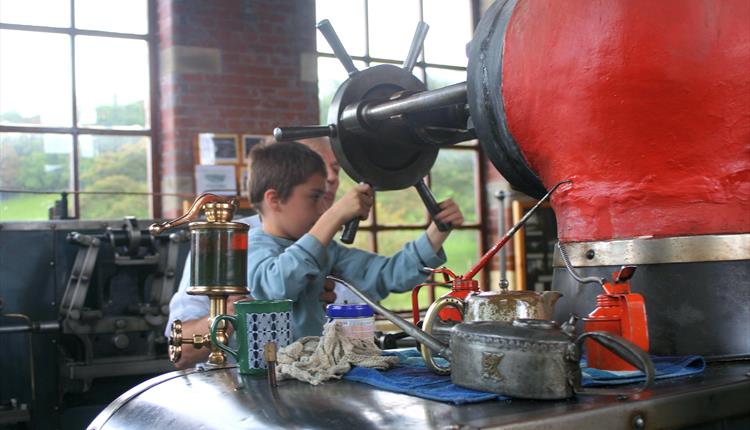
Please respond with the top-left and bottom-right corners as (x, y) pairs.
(0, 0), (748, 429)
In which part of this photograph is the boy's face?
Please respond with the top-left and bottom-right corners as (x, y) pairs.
(276, 174), (328, 239)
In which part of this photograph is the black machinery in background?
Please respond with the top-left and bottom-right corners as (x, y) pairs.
(0, 217), (189, 430)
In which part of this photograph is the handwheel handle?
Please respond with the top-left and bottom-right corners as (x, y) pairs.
(415, 180), (449, 232)
(340, 217), (359, 244)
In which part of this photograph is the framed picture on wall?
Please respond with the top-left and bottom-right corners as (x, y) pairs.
(241, 134), (267, 162)
(238, 165), (249, 195)
(195, 165), (237, 196)
(198, 133), (239, 165)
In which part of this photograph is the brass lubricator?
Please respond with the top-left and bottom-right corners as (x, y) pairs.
(150, 193), (249, 366)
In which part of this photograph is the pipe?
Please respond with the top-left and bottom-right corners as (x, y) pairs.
(361, 82), (468, 122)
(326, 275), (451, 360)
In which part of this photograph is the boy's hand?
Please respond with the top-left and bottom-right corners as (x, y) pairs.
(426, 198), (463, 252)
(310, 183), (373, 246)
(331, 183), (374, 224)
(320, 278), (337, 309)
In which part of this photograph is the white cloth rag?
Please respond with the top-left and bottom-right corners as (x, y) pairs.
(275, 322), (398, 385)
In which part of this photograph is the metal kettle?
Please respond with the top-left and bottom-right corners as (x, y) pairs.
(330, 276), (654, 400)
(464, 280), (561, 322)
(421, 279), (561, 373)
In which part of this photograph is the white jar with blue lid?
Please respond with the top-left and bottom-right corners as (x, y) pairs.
(326, 304), (375, 340)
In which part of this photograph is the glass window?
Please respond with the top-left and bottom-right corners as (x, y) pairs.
(75, 36), (150, 129)
(317, 56), (367, 124)
(0, 3), (153, 220)
(432, 149), (478, 223)
(75, 0), (148, 35)
(0, 0), (71, 27)
(423, 0), (472, 67)
(367, 0), (419, 61)
(0, 30), (73, 127)
(78, 135), (150, 219)
(426, 67), (466, 90)
(315, 0), (366, 57)
(315, 1), (481, 312)
(0, 133), (73, 220)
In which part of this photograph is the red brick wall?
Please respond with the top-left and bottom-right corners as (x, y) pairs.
(156, 0), (319, 216)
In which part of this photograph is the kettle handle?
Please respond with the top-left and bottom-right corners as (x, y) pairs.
(421, 296), (464, 375)
(573, 331), (655, 396)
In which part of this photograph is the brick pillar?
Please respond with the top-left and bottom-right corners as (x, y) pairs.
(156, 0), (319, 216)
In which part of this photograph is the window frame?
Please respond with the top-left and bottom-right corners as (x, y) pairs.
(0, 0), (160, 218)
(316, 0), (491, 309)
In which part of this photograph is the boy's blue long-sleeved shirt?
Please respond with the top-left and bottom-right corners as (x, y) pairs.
(247, 229), (446, 339)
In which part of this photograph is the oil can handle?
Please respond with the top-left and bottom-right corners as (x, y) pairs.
(574, 331), (655, 396)
(421, 296), (464, 375)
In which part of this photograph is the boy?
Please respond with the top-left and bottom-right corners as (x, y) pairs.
(248, 141), (464, 338)
(166, 137), (341, 369)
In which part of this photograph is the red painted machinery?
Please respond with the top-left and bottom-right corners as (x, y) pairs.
(276, 0), (749, 357)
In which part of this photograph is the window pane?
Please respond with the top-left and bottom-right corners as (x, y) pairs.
(441, 229), (480, 275)
(0, 133), (73, 221)
(75, 36), (150, 129)
(0, 0), (70, 27)
(315, 0), (366, 57)
(78, 135), (150, 219)
(75, 0), (148, 34)
(368, 0), (419, 61)
(423, 0), (472, 67)
(426, 67), (466, 90)
(431, 150), (478, 223)
(377, 229), (423, 311)
(317, 56), (367, 124)
(0, 30), (72, 127)
(376, 187), (427, 226)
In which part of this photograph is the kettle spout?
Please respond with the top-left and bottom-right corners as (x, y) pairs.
(541, 290), (563, 313)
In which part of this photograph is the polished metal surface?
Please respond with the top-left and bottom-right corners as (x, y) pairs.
(553, 234), (750, 267)
(88, 361), (750, 430)
(450, 321), (653, 400)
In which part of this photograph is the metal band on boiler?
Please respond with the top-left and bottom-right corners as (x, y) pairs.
(553, 234), (750, 267)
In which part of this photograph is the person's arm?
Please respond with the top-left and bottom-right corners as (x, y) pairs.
(425, 198), (464, 251)
(330, 236), (446, 302)
(308, 183), (373, 247)
(247, 234), (329, 302)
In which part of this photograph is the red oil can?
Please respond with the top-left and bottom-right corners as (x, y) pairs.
(584, 266), (649, 370)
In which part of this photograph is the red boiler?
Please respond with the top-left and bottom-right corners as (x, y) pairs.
(467, 0), (749, 357)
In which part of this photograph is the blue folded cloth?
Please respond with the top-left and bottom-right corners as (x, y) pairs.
(581, 355), (705, 386)
(343, 349), (705, 405)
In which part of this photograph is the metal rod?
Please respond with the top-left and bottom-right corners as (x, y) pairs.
(362, 82), (467, 122)
(463, 180), (572, 280)
(494, 190), (510, 280)
(557, 242), (606, 286)
(316, 20), (358, 76)
(326, 275), (451, 360)
(273, 125), (336, 142)
(403, 21), (429, 72)
(0, 188), (195, 198)
(0, 313), (37, 402)
(414, 180), (449, 231)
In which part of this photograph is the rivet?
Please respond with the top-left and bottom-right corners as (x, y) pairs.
(632, 415), (645, 429)
(585, 249), (596, 260)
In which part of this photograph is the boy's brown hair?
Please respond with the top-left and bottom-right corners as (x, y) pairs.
(248, 141), (326, 210)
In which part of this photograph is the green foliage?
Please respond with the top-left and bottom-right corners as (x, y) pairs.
(0, 194), (56, 221)
(95, 101), (146, 127)
(1, 105), (149, 220)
